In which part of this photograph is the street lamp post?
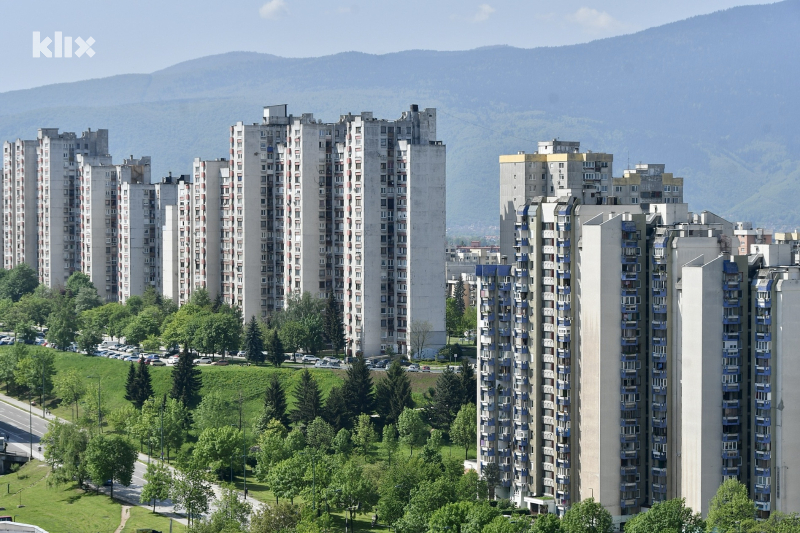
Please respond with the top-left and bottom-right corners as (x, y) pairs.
(28, 390), (32, 459)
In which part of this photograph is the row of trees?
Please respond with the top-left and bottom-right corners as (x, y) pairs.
(445, 279), (478, 342)
(0, 265), (347, 361)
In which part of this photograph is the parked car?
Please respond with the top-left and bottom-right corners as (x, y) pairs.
(166, 355), (180, 365)
(314, 360), (328, 368)
(236, 351), (246, 357)
(211, 360), (229, 366)
(194, 357), (212, 365)
(421, 365), (431, 372)
(407, 364), (420, 372)
(301, 355), (319, 363)
(149, 358), (166, 366)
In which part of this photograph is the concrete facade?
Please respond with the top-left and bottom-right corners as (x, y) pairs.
(2, 139), (38, 269)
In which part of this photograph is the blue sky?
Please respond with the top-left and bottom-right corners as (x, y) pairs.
(0, 0), (777, 93)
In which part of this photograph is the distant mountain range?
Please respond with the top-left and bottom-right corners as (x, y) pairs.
(1, 0), (799, 231)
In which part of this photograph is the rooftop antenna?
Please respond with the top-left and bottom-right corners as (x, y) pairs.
(627, 150), (630, 171)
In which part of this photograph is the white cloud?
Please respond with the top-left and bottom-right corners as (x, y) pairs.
(567, 7), (623, 33)
(473, 4), (495, 23)
(259, 0), (289, 20)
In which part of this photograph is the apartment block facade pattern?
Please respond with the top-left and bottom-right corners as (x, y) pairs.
(168, 104), (446, 356)
(3, 128), (178, 301)
(477, 140), (798, 528)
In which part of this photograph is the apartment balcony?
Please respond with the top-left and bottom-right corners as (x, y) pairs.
(755, 501), (771, 512)
(756, 416), (771, 427)
(620, 433), (637, 443)
(555, 255), (571, 264)
(722, 416), (740, 426)
(556, 475), (570, 486)
(652, 417), (667, 429)
(652, 337), (667, 347)
(620, 450), (638, 459)
(652, 402), (667, 412)
(755, 484), (771, 495)
(556, 427), (570, 438)
(621, 255), (638, 264)
(722, 383), (741, 393)
(756, 365), (772, 376)
(756, 433), (771, 444)
(621, 337), (639, 347)
(652, 288), (666, 297)
(556, 396), (570, 407)
(756, 316), (772, 326)
(651, 320), (667, 330)
(556, 270), (571, 279)
(756, 332), (772, 342)
(621, 272), (638, 281)
(653, 304), (667, 314)
(620, 499), (638, 509)
(651, 467), (666, 478)
(721, 450), (740, 460)
(652, 483), (667, 494)
(556, 302), (571, 311)
(756, 382), (772, 393)
(756, 467), (771, 477)
(723, 400), (740, 410)
(557, 443), (570, 454)
(723, 365), (741, 376)
(756, 399), (771, 410)
(756, 298), (771, 309)
(723, 316), (741, 325)
(756, 450), (772, 461)
(557, 459), (571, 469)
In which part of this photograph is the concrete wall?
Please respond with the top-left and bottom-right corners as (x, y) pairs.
(774, 277), (800, 513)
(578, 214), (623, 518)
(681, 255), (724, 516)
(408, 142), (447, 353)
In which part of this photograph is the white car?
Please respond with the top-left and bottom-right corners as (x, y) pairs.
(167, 355), (180, 365)
(406, 364), (420, 372)
(193, 357), (212, 365)
(301, 355), (319, 363)
(314, 360), (328, 368)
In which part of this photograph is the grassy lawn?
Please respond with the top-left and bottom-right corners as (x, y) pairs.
(0, 460), (185, 533)
(0, 347), (450, 429)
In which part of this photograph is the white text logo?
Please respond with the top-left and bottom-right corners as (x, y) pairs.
(33, 31), (95, 58)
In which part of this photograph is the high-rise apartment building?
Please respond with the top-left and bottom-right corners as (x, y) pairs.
(37, 128), (109, 288)
(77, 154), (116, 301)
(2, 139), (38, 269)
(172, 104), (446, 356)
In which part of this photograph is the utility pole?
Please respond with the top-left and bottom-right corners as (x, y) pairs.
(41, 355), (45, 418)
(160, 397), (164, 462)
(28, 390), (32, 459)
(242, 421), (247, 498)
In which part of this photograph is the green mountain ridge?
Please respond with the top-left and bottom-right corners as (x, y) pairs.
(1, 0), (799, 230)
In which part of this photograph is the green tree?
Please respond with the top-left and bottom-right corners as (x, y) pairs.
(561, 497), (613, 533)
(324, 385), (350, 431)
(244, 315), (265, 364)
(333, 428), (353, 456)
(141, 336), (161, 352)
(262, 373), (290, 428)
(450, 403), (477, 460)
(425, 367), (464, 430)
(171, 465), (214, 527)
(194, 390), (235, 432)
(0, 345), (20, 394)
(162, 397), (190, 462)
(267, 328), (285, 367)
(453, 280), (466, 316)
(343, 356), (375, 418)
(123, 312), (159, 346)
(14, 348), (56, 408)
(77, 321), (103, 356)
(307, 417), (336, 452)
(126, 295), (145, 316)
(300, 314), (324, 355)
(445, 298), (462, 339)
(53, 369), (86, 422)
(383, 424), (399, 465)
(377, 455), (425, 525)
(170, 349), (202, 407)
(329, 458), (379, 524)
(140, 461), (172, 512)
(254, 420), (290, 481)
(462, 501), (501, 533)
(211, 311), (243, 358)
(65, 271), (94, 295)
(193, 426), (244, 479)
(204, 486), (253, 532)
(428, 501), (472, 533)
(623, 497), (703, 533)
(706, 479), (756, 533)
(375, 360), (414, 426)
(124, 363), (138, 407)
(481, 462), (500, 500)
(46, 297), (79, 350)
(0, 263), (39, 302)
(74, 286), (102, 313)
(280, 321), (305, 362)
(483, 515), (532, 533)
(352, 413), (378, 457)
(250, 502), (301, 533)
(134, 359), (154, 409)
(461, 306), (477, 343)
(460, 359), (477, 405)
(108, 404), (138, 434)
(323, 292), (345, 356)
(531, 514), (563, 533)
(188, 288), (212, 309)
(84, 434), (137, 499)
(106, 304), (132, 340)
(290, 369), (323, 425)
(266, 454), (307, 504)
(16, 294), (52, 327)
(397, 408), (427, 457)
(42, 419), (90, 488)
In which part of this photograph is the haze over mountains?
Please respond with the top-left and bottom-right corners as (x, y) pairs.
(1, 0), (798, 232)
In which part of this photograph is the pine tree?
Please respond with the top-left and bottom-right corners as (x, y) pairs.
(323, 292), (345, 356)
(343, 356), (375, 419)
(324, 385), (350, 431)
(244, 316), (265, 364)
(375, 360), (413, 426)
(263, 373), (289, 427)
(170, 348), (201, 408)
(135, 360), (154, 409)
(425, 367), (464, 430)
(290, 369), (323, 425)
(266, 329), (284, 367)
(124, 362), (137, 406)
(454, 279), (466, 316)
(459, 358), (477, 405)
